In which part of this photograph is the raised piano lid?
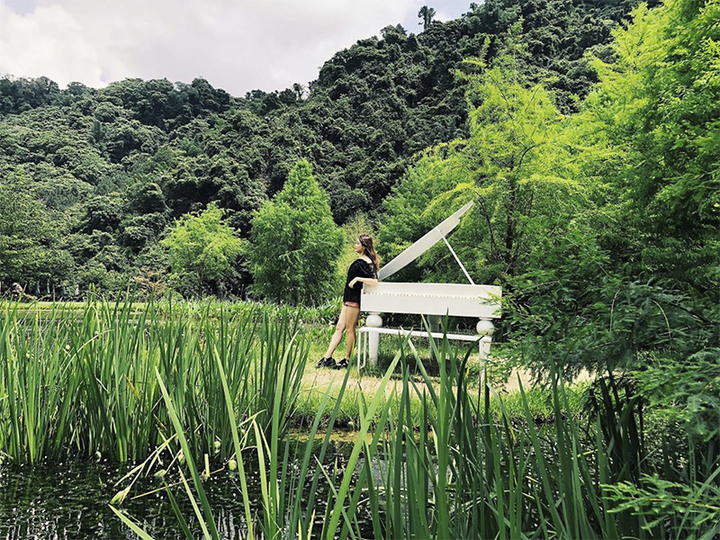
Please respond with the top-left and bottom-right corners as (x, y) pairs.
(378, 200), (474, 281)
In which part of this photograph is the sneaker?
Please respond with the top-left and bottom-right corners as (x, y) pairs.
(333, 358), (349, 369)
(316, 356), (335, 368)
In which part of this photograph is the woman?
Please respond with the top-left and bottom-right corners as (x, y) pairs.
(317, 234), (379, 369)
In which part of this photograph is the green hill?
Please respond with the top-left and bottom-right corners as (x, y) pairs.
(0, 0), (649, 295)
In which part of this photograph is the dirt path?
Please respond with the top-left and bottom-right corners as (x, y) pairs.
(302, 363), (590, 398)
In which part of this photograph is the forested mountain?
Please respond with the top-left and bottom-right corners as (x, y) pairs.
(1, 0), (655, 295)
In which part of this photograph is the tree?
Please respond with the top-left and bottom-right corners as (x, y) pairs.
(161, 203), (244, 297)
(249, 159), (343, 305)
(0, 183), (73, 289)
(418, 6), (436, 30)
(377, 29), (621, 378)
(584, 0), (720, 301)
(380, 29), (586, 286)
(0, 0), (647, 297)
(546, 0), (720, 372)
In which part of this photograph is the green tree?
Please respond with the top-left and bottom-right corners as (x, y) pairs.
(380, 30), (587, 286)
(468, 0), (718, 380)
(0, 0), (647, 297)
(378, 30), (620, 375)
(161, 203), (244, 297)
(418, 6), (436, 30)
(584, 0), (720, 302)
(0, 183), (73, 289)
(249, 159), (343, 304)
(528, 0), (720, 375)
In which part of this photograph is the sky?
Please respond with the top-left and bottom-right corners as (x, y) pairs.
(0, 0), (472, 97)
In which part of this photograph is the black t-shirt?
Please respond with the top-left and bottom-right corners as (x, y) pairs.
(342, 258), (377, 304)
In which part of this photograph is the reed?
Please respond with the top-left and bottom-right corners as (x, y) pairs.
(0, 297), (308, 464)
(130, 323), (718, 539)
(2, 298), (716, 537)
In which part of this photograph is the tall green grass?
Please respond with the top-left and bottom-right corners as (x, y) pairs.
(0, 297), (307, 464)
(2, 298), (716, 537)
(121, 327), (719, 539)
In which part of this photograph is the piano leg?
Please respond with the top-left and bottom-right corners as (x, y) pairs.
(366, 313), (383, 367)
(479, 336), (492, 359)
(477, 319), (495, 360)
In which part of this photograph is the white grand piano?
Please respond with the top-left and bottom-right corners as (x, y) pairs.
(358, 201), (502, 368)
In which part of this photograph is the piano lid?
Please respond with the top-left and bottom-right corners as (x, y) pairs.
(378, 201), (474, 281)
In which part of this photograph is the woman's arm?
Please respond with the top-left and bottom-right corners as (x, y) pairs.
(349, 276), (378, 288)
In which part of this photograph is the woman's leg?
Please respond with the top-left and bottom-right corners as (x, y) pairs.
(323, 305), (349, 359)
(343, 306), (361, 360)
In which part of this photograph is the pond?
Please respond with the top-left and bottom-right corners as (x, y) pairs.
(0, 434), (362, 539)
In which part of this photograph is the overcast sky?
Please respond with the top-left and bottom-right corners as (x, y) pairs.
(0, 0), (472, 97)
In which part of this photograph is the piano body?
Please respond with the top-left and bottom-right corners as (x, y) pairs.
(358, 201), (502, 367)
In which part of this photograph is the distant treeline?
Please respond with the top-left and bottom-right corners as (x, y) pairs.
(0, 0), (648, 296)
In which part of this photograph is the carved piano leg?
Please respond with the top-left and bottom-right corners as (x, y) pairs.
(366, 312), (383, 366)
(479, 336), (492, 358)
(476, 318), (495, 360)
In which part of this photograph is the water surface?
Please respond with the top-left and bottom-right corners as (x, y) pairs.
(0, 435), (359, 539)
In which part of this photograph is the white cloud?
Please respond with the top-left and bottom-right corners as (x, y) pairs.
(0, 0), (470, 96)
(0, 1), (105, 86)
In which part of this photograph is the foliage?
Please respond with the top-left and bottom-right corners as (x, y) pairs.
(418, 6), (437, 30)
(584, 0), (720, 300)
(0, 0), (644, 298)
(635, 352), (720, 444)
(249, 160), (343, 304)
(161, 203), (244, 297)
(603, 474), (720, 538)
(0, 76), (61, 116)
(0, 180), (73, 289)
(379, 0), (719, 385)
(633, 350), (720, 481)
(379, 29), (587, 289)
(510, 0), (720, 376)
(0, 2), (717, 535)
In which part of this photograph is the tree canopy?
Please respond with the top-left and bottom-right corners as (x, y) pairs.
(0, 0), (682, 301)
(249, 160), (343, 305)
(162, 203), (244, 297)
(379, 0), (719, 378)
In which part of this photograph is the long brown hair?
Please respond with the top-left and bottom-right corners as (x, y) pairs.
(358, 234), (380, 276)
